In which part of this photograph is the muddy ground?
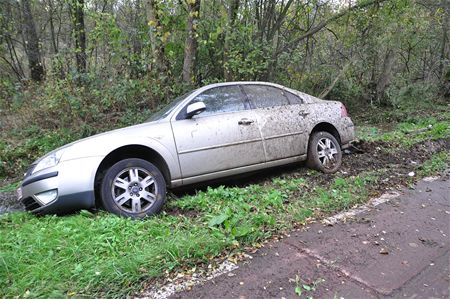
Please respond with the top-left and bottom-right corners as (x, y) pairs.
(0, 138), (449, 215)
(0, 189), (22, 214)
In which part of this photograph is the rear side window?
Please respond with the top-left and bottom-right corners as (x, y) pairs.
(285, 91), (303, 105)
(243, 85), (289, 109)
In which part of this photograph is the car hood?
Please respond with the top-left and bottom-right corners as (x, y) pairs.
(37, 120), (172, 163)
(74, 119), (168, 144)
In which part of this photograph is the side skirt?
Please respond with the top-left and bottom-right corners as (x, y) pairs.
(170, 155), (307, 187)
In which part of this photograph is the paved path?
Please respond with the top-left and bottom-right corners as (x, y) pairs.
(170, 176), (450, 299)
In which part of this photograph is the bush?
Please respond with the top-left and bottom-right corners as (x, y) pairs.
(386, 81), (440, 109)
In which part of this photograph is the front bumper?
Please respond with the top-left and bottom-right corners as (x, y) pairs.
(18, 156), (103, 215)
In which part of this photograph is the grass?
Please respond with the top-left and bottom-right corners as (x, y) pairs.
(0, 212), (226, 297)
(356, 116), (450, 146)
(417, 151), (450, 177)
(0, 171), (378, 298)
(0, 181), (20, 193)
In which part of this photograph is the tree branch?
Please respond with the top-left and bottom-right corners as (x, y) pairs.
(277, 0), (387, 55)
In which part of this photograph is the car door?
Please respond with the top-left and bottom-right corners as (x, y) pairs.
(242, 84), (309, 161)
(171, 85), (265, 178)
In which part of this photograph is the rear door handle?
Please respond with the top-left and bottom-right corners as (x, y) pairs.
(238, 118), (255, 125)
(299, 110), (310, 117)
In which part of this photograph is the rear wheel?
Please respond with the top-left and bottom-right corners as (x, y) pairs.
(307, 131), (342, 173)
(100, 158), (166, 218)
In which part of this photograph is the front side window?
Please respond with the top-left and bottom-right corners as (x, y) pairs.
(178, 85), (247, 119)
(243, 85), (289, 109)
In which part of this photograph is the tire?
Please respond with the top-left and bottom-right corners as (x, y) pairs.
(307, 131), (342, 174)
(100, 158), (166, 218)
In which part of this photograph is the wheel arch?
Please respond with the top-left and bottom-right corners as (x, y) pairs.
(309, 122), (341, 145)
(94, 144), (171, 208)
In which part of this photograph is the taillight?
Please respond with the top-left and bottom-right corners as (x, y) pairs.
(341, 104), (348, 117)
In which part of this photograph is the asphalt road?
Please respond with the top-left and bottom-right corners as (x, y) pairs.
(169, 175), (450, 299)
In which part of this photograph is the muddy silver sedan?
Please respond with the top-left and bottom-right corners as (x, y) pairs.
(18, 82), (355, 218)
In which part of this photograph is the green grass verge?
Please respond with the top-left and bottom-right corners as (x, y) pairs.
(1, 172), (377, 297)
(356, 116), (450, 146)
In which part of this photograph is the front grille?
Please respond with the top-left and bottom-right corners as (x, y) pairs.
(22, 197), (41, 211)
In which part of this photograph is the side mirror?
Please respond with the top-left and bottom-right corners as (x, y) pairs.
(186, 101), (206, 119)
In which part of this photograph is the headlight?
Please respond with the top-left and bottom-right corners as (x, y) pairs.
(32, 149), (64, 174)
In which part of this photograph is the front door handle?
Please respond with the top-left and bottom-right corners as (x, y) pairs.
(299, 110), (310, 117)
(238, 118), (255, 125)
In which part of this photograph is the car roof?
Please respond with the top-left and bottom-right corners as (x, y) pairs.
(201, 81), (285, 90)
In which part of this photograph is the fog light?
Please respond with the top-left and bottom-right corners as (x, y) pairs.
(35, 189), (58, 205)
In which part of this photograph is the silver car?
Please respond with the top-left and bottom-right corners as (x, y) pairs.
(18, 82), (355, 218)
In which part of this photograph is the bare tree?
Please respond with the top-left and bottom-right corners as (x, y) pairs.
(21, 0), (44, 81)
(439, 0), (449, 89)
(182, 0), (201, 84)
(47, 0), (58, 55)
(70, 0), (86, 74)
(223, 0), (239, 81)
(145, 0), (167, 73)
(376, 48), (396, 103)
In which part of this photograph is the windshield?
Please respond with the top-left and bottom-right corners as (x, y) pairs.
(147, 91), (194, 122)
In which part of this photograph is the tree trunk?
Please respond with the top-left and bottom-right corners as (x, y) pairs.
(70, 0), (87, 74)
(21, 0), (44, 81)
(376, 48), (395, 104)
(223, 0), (239, 81)
(440, 0), (449, 89)
(182, 0), (201, 85)
(145, 0), (167, 73)
(47, 0), (58, 55)
(319, 61), (352, 99)
(265, 28), (280, 81)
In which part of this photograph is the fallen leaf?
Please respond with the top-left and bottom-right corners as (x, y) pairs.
(379, 248), (389, 254)
(408, 242), (419, 248)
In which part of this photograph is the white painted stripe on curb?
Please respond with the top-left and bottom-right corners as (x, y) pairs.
(322, 191), (401, 226)
(137, 260), (238, 299)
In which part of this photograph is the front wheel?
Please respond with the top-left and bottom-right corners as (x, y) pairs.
(100, 158), (166, 218)
(307, 131), (342, 173)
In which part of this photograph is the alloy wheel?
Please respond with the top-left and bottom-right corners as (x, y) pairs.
(111, 167), (157, 213)
(316, 137), (339, 169)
